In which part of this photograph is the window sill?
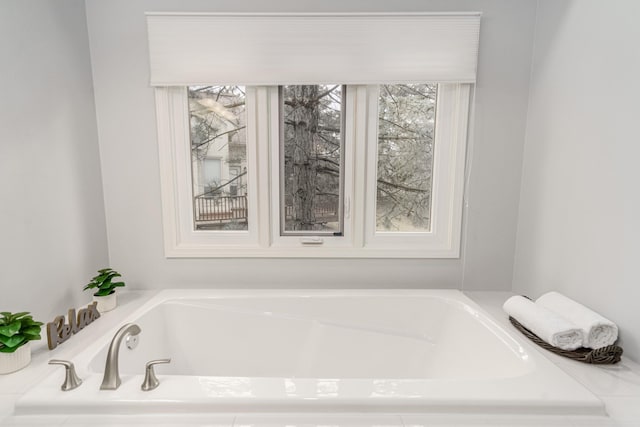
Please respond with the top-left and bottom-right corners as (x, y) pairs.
(165, 244), (460, 259)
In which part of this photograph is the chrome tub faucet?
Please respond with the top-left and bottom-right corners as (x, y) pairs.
(100, 323), (141, 390)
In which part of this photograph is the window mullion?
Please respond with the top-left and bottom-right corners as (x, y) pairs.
(363, 85), (380, 247)
(248, 87), (271, 248)
(351, 85), (370, 248)
(268, 86), (282, 246)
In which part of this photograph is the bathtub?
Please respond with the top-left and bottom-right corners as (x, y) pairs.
(16, 290), (604, 415)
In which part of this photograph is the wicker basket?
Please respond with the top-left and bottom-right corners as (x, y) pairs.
(509, 316), (623, 364)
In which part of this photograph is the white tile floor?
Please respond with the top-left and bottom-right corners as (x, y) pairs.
(2, 291), (639, 427)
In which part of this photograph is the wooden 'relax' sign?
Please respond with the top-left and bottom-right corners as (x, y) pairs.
(47, 302), (101, 350)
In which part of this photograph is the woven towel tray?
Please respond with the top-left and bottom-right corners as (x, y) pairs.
(509, 316), (623, 364)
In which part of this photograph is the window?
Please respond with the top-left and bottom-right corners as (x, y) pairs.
(376, 84), (437, 232)
(155, 83), (469, 257)
(280, 85), (344, 236)
(188, 86), (248, 231)
(148, 13), (479, 258)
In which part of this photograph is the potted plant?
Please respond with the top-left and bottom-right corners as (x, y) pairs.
(83, 268), (126, 313)
(0, 312), (43, 374)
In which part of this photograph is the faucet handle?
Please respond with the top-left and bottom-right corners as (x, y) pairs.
(49, 359), (82, 391)
(141, 358), (171, 391)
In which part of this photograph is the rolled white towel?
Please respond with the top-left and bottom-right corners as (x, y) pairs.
(503, 295), (584, 350)
(536, 291), (618, 349)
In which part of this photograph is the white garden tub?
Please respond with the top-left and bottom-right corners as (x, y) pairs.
(16, 290), (604, 415)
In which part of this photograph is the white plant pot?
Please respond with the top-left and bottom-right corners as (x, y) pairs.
(93, 292), (117, 313)
(0, 341), (31, 375)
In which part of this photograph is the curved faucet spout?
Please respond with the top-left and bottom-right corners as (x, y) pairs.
(100, 323), (141, 390)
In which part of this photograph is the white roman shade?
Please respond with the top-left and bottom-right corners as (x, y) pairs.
(146, 13), (481, 86)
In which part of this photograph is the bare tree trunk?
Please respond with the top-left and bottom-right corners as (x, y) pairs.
(291, 85), (319, 230)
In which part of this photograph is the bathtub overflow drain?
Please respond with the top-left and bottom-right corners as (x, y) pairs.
(125, 334), (139, 350)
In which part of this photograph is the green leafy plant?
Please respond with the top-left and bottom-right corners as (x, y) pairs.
(83, 268), (126, 297)
(0, 312), (43, 353)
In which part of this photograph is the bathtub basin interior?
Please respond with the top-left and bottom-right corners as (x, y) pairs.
(87, 295), (531, 380)
(16, 290), (604, 415)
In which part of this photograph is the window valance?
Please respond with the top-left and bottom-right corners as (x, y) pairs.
(146, 13), (481, 86)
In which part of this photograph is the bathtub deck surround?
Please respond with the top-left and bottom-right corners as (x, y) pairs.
(2, 290), (640, 426)
(83, 268), (126, 313)
(14, 289), (605, 416)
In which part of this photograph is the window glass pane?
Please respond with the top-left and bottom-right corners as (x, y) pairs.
(188, 86), (247, 230)
(376, 84), (437, 232)
(202, 158), (221, 194)
(281, 85), (344, 235)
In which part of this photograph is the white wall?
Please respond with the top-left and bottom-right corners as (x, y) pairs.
(0, 1), (109, 322)
(514, 0), (640, 360)
(85, 0), (536, 290)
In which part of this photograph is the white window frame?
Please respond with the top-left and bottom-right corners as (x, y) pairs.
(362, 84), (470, 257)
(155, 84), (470, 258)
(156, 87), (264, 256)
(269, 86), (354, 251)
